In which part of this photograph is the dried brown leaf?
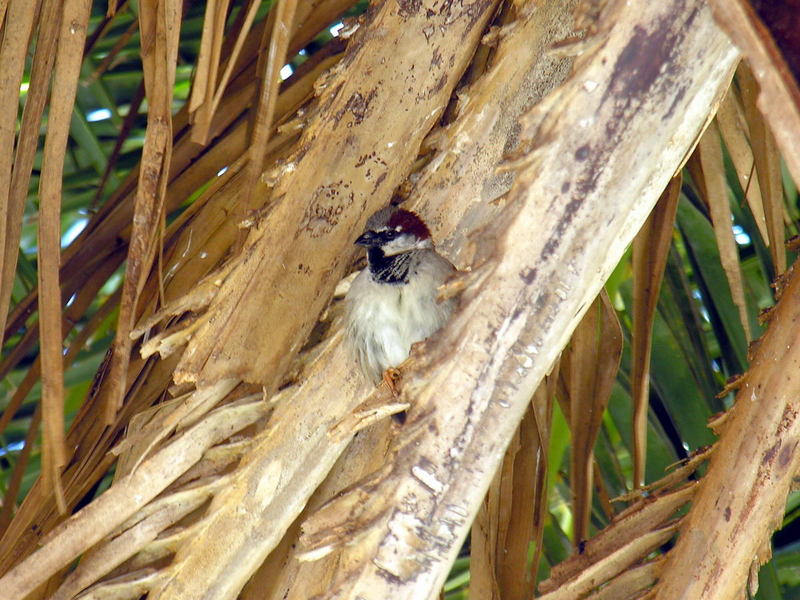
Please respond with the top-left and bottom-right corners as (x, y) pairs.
(698, 123), (753, 341)
(709, 0), (800, 186)
(242, 418), (396, 600)
(530, 366), (557, 584)
(0, 0), (39, 345)
(105, 0), (182, 421)
(246, 0), (299, 191)
(471, 454), (505, 600)
(12, 0), (66, 515)
(564, 290), (622, 540)
(0, 404), (42, 536)
(51, 479), (225, 600)
(189, 0), (230, 113)
(0, 37), (344, 561)
(631, 176), (681, 487)
(3, 0), (349, 358)
(586, 556), (664, 600)
(737, 62), (787, 274)
(76, 569), (169, 600)
(37, 0), (93, 516)
(613, 446), (712, 502)
(471, 399), (545, 600)
(542, 483), (695, 593)
(539, 524), (678, 600)
(113, 382), (239, 476)
(191, 0), (259, 143)
(715, 86), (768, 243)
(0, 385), (263, 598)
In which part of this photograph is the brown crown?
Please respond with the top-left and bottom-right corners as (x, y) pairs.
(387, 209), (431, 240)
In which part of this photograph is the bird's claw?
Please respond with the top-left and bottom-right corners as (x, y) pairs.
(382, 367), (402, 397)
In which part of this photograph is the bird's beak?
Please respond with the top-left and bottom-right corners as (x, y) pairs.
(355, 231), (376, 246)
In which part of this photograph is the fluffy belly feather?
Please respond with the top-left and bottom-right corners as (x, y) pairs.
(345, 270), (452, 384)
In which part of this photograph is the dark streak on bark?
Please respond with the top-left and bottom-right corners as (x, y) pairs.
(430, 73), (448, 96)
(430, 47), (442, 68)
(333, 89), (379, 129)
(665, 84), (687, 120)
(520, 267), (537, 285)
(762, 440), (781, 466)
(536, 4), (701, 276)
(778, 442), (795, 469)
(372, 171), (387, 193)
(397, 0), (423, 19)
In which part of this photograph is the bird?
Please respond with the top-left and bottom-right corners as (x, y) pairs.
(344, 206), (456, 391)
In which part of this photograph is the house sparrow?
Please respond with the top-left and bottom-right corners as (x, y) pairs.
(345, 206), (456, 388)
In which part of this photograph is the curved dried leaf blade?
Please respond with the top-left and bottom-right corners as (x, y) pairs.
(105, 0), (182, 421)
(737, 62), (787, 275)
(565, 290), (623, 540)
(709, 0), (800, 185)
(693, 123), (752, 343)
(630, 176), (681, 488)
(37, 0), (94, 515)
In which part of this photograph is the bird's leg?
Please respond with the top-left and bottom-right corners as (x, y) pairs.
(382, 367), (402, 397)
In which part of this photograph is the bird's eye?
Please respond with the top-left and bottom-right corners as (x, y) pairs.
(383, 230), (398, 240)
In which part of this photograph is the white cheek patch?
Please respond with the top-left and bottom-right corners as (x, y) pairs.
(381, 233), (416, 256)
(382, 234), (432, 256)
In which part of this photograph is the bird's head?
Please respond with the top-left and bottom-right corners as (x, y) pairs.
(355, 207), (432, 256)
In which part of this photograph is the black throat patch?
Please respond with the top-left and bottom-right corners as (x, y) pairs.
(368, 247), (411, 284)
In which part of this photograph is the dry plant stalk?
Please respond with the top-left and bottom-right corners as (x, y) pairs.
(542, 525), (679, 600)
(0, 0), (39, 344)
(655, 260), (800, 597)
(294, 1), (738, 597)
(541, 483), (697, 595)
(649, 4), (800, 595)
(1, 0), (352, 363)
(470, 377), (554, 600)
(104, 0), (182, 421)
(37, 0), (93, 514)
(246, 0), (299, 191)
(0, 380), (257, 597)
